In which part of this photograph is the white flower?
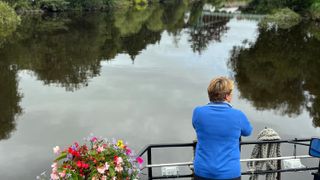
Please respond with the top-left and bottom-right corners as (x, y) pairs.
(97, 166), (106, 174)
(115, 165), (123, 172)
(53, 146), (60, 155)
(104, 162), (110, 170)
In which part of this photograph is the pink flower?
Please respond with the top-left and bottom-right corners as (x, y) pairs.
(97, 166), (106, 174)
(51, 162), (58, 172)
(101, 175), (107, 180)
(126, 148), (132, 155)
(115, 165), (123, 172)
(74, 142), (79, 147)
(136, 157), (144, 164)
(59, 170), (66, 178)
(91, 137), (98, 142)
(50, 172), (59, 180)
(97, 146), (104, 153)
(115, 157), (123, 165)
(53, 146), (60, 155)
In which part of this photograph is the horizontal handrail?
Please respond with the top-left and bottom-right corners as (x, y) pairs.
(240, 138), (311, 145)
(139, 138), (313, 179)
(242, 167), (319, 175)
(144, 166), (320, 179)
(138, 138), (311, 157)
(142, 162), (193, 169)
(241, 155), (312, 162)
(142, 155), (314, 169)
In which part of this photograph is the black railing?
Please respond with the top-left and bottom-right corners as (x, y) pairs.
(138, 138), (317, 179)
(138, 142), (196, 179)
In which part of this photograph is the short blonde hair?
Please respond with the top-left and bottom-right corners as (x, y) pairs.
(207, 77), (234, 102)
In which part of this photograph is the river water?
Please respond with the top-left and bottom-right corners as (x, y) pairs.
(0, 2), (320, 180)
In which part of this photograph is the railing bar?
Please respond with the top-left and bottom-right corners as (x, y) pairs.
(144, 167), (319, 179)
(139, 138), (311, 156)
(150, 174), (193, 179)
(142, 155), (314, 169)
(240, 155), (312, 162)
(148, 143), (195, 148)
(242, 167), (319, 175)
(138, 143), (196, 156)
(138, 138), (312, 159)
(287, 142), (310, 146)
(142, 162), (193, 169)
(240, 139), (311, 145)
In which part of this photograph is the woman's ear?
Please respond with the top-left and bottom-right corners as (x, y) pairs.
(225, 93), (232, 103)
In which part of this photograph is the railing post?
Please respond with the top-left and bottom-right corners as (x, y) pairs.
(312, 160), (320, 180)
(277, 159), (281, 180)
(192, 140), (197, 157)
(148, 147), (152, 180)
(293, 138), (297, 157)
(192, 140), (197, 179)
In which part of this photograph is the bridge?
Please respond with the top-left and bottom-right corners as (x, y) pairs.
(200, 11), (265, 26)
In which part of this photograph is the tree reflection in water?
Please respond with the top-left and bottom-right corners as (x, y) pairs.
(229, 22), (320, 126)
(188, 15), (230, 54)
(0, 2), (235, 139)
(0, 64), (22, 140)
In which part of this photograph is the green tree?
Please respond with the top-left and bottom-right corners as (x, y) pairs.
(0, 1), (20, 47)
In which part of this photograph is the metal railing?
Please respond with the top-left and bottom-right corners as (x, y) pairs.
(138, 138), (318, 179)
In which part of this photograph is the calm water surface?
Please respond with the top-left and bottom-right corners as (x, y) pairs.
(1, 2), (320, 179)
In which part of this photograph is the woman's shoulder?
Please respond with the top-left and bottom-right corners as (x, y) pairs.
(228, 107), (248, 118)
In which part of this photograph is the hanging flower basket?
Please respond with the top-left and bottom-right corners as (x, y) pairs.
(46, 136), (143, 180)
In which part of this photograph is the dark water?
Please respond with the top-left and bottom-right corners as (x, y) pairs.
(0, 2), (320, 179)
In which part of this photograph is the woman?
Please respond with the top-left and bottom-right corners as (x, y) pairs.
(192, 77), (252, 180)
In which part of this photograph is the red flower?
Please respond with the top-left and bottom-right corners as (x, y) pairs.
(75, 151), (80, 157)
(114, 155), (118, 162)
(77, 161), (82, 168)
(82, 163), (89, 169)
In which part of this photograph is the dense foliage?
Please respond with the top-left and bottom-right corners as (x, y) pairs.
(310, 1), (320, 19)
(2, 0), (117, 12)
(260, 8), (301, 29)
(244, 0), (320, 20)
(0, 1), (20, 41)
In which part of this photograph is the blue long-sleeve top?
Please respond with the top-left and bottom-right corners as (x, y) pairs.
(192, 102), (252, 179)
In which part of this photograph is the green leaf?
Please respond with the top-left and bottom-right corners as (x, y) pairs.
(70, 171), (78, 180)
(55, 152), (67, 161)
